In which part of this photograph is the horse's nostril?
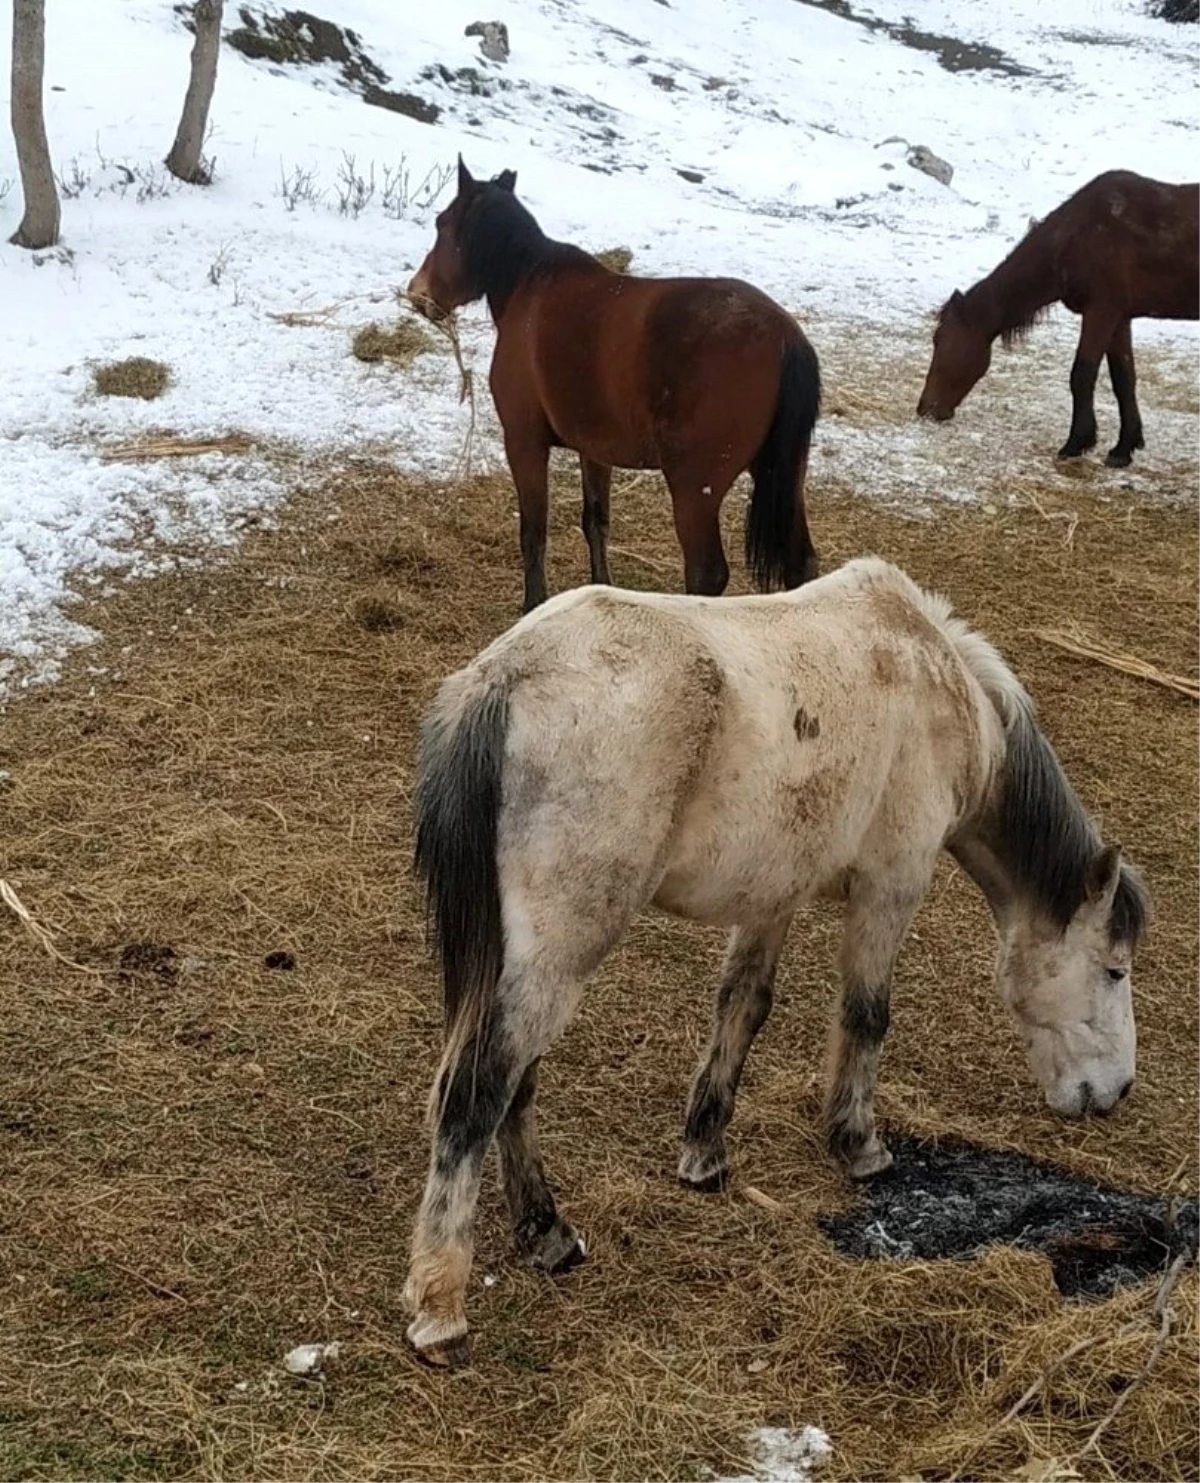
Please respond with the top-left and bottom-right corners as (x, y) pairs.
(1118, 1078), (1134, 1102)
(1078, 1081), (1095, 1116)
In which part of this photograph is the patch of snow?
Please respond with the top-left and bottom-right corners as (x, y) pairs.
(1, 0), (1196, 690)
(716, 1425), (834, 1483)
(282, 1339), (341, 1375)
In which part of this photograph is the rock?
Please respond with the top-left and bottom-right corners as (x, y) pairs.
(464, 20), (510, 62)
(906, 144), (954, 186)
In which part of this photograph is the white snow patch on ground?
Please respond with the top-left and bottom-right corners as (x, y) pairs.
(1, 0), (1196, 689)
(715, 1425), (834, 1483)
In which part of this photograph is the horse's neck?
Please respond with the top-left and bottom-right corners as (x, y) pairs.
(967, 231), (1058, 342)
(948, 833), (1016, 928)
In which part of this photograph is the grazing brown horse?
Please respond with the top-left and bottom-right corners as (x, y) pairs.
(917, 170), (1199, 467)
(407, 158), (822, 611)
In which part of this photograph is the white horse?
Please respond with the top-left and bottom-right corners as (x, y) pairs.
(404, 557), (1148, 1365)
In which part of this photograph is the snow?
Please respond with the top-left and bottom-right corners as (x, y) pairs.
(715, 1425), (834, 1483)
(1, 0), (1196, 690)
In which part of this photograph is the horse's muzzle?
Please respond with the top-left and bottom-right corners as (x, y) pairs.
(405, 270), (449, 324)
(917, 399), (953, 422)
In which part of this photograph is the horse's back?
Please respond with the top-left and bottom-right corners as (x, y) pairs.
(497, 266), (808, 468)
(455, 566), (991, 930)
(1057, 171), (1199, 318)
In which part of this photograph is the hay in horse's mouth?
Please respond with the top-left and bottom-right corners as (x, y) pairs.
(820, 1135), (1198, 1297)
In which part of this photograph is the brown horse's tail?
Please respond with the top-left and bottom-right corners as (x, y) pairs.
(746, 336), (821, 591)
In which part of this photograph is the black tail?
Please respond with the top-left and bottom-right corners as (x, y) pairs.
(745, 336), (821, 591)
(414, 681), (510, 1033)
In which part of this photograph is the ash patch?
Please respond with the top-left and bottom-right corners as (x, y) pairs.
(821, 1136), (1198, 1298)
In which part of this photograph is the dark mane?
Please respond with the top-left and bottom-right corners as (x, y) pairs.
(995, 707), (1149, 945)
(461, 186), (593, 316)
(997, 303), (1050, 349)
(945, 214), (1057, 349)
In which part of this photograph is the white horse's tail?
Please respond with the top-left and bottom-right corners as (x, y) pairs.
(413, 673), (510, 1050)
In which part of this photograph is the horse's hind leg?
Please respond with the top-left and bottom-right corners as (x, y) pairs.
(580, 458), (613, 585)
(679, 917), (792, 1191)
(665, 463), (731, 596)
(406, 963), (587, 1365)
(1059, 308), (1119, 460)
(1104, 320), (1144, 468)
(827, 874), (927, 1180)
(498, 1057), (586, 1271)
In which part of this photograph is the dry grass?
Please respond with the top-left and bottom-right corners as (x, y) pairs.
(92, 357), (171, 400)
(593, 246), (634, 274)
(0, 464), (1195, 1482)
(351, 320), (440, 366)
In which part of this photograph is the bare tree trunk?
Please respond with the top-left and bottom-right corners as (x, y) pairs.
(9, 0), (60, 248)
(165, 0), (223, 184)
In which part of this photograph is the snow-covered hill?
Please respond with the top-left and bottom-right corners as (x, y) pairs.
(1, 0), (1196, 689)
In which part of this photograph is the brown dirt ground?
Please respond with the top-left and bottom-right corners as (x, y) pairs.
(0, 460), (1196, 1483)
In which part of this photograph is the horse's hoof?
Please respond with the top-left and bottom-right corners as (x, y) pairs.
(1105, 449), (1133, 469)
(407, 1314), (471, 1368)
(677, 1146), (728, 1193)
(678, 1166), (728, 1194)
(846, 1142), (894, 1181)
(526, 1219), (587, 1275)
(413, 1332), (471, 1369)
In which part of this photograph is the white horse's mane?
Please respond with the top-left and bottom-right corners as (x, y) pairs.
(867, 562), (1032, 728)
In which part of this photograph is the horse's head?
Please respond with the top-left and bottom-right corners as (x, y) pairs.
(996, 845), (1144, 1118)
(406, 156), (519, 321)
(916, 290), (991, 420)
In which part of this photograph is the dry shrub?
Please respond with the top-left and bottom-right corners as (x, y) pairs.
(92, 356), (170, 400)
(351, 319), (438, 366)
(0, 463), (1194, 1482)
(593, 245), (634, 273)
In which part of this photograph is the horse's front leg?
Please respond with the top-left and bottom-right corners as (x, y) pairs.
(679, 917), (792, 1192)
(503, 428), (551, 612)
(827, 876), (927, 1180)
(579, 458), (613, 586)
(1058, 309), (1119, 460)
(1103, 319), (1144, 468)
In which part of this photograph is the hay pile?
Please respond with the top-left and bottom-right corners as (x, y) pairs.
(92, 356), (171, 400)
(593, 245), (634, 273)
(0, 465), (1195, 1481)
(351, 319), (438, 366)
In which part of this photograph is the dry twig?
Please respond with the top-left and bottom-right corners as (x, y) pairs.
(100, 434), (253, 463)
(1029, 627), (1199, 701)
(0, 878), (102, 975)
(1072, 1251), (1190, 1459)
(947, 1253), (1194, 1482)
(1025, 492), (1079, 549)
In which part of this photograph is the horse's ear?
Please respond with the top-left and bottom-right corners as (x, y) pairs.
(1085, 844), (1122, 913)
(457, 155), (474, 195)
(495, 169), (517, 192)
(949, 289), (964, 308)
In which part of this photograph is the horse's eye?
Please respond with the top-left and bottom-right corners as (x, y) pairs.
(1106, 967), (1127, 983)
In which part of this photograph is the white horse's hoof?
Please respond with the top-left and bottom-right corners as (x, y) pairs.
(677, 1144), (728, 1193)
(847, 1141), (894, 1181)
(526, 1219), (587, 1274)
(407, 1311), (470, 1368)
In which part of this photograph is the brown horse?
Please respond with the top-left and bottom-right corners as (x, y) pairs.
(917, 170), (1199, 467)
(407, 158), (822, 611)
